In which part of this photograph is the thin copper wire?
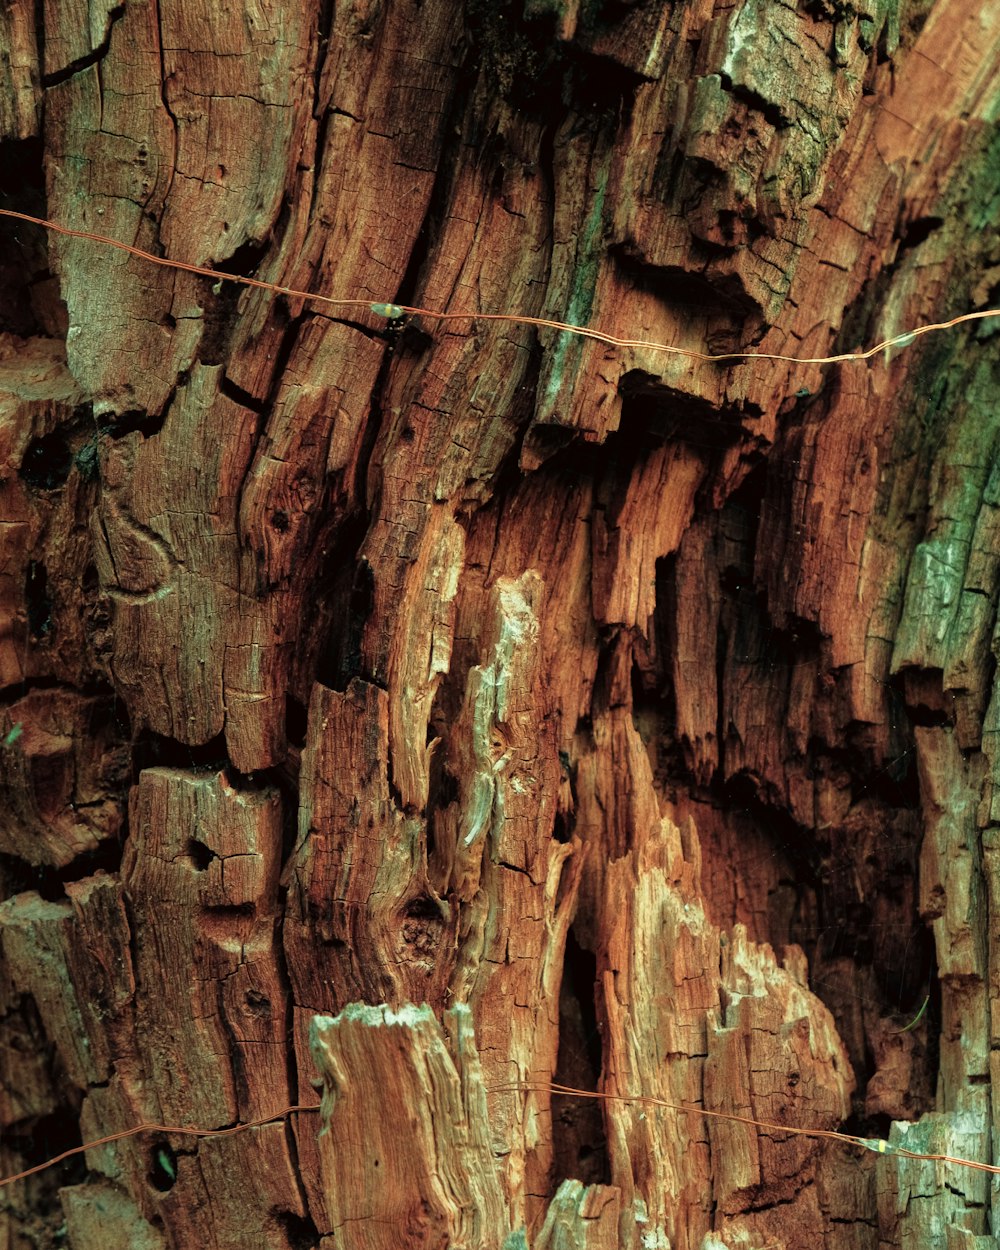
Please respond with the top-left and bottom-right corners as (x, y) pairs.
(3, 1081), (999, 1188)
(0, 1104), (321, 1189)
(2, 208), (999, 367)
(508, 1082), (1000, 1176)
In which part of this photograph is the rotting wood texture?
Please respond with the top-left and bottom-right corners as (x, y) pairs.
(1, 1), (999, 1248)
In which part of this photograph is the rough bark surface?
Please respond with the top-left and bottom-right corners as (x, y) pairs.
(1, 1), (999, 1248)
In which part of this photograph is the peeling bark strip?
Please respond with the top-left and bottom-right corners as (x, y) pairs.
(3, 1), (1000, 1248)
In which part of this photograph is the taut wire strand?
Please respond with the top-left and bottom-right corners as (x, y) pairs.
(2, 208), (999, 367)
(0, 1104), (322, 1189)
(504, 1082), (1000, 1175)
(3, 1081), (999, 1188)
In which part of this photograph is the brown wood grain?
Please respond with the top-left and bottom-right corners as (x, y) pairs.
(2, 0), (1000, 1246)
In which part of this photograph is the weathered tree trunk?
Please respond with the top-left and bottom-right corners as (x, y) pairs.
(1, 1), (999, 1247)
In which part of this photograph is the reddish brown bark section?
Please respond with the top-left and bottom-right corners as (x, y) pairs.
(2, 2), (1000, 1248)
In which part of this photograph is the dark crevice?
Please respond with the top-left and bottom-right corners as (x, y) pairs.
(19, 430), (74, 490)
(254, 309), (301, 438)
(552, 807), (573, 845)
(313, 0), (336, 92)
(40, 4), (126, 87)
(4, 1106), (87, 1183)
(618, 373), (753, 453)
(718, 72), (788, 129)
(565, 47), (643, 121)
(26, 561), (52, 640)
(309, 108), (334, 224)
(0, 673), (120, 706)
(314, 310), (410, 346)
(266, 762), (301, 880)
(897, 667), (953, 727)
(0, 852), (70, 902)
(183, 838), (217, 872)
(312, 292), (399, 689)
(213, 233), (272, 281)
(0, 820), (123, 900)
(829, 732), (919, 810)
(840, 1109), (892, 1142)
(199, 232), (277, 368)
(468, 1), (641, 118)
(388, 62), (478, 317)
(744, 1183), (814, 1215)
(589, 630), (624, 721)
(520, 370), (756, 484)
(213, 981), (252, 1112)
(833, 215), (953, 368)
(398, 0), (631, 323)
(58, 837), (126, 888)
(498, 859), (531, 878)
(202, 902), (255, 920)
(285, 694), (308, 748)
(630, 655), (660, 727)
(638, 445), (934, 1133)
(230, 308), (302, 557)
(723, 452), (768, 520)
(224, 762), (290, 795)
(645, 557), (680, 730)
(147, 1140), (178, 1192)
(874, 928), (935, 1022)
(130, 730), (231, 779)
(515, 420), (575, 474)
(460, 334), (543, 500)
(200, 188), (292, 367)
(901, 0), (933, 44)
(220, 373), (266, 414)
(316, 552), (374, 690)
(766, 613), (824, 655)
(611, 244), (760, 321)
(0, 136), (49, 336)
(897, 215), (943, 253)
(903, 703), (953, 728)
(401, 895), (447, 925)
(551, 930), (609, 1188)
(268, 778), (312, 1228)
(97, 403), (169, 441)
(386, 766), (408, 818)
(33, 0), (45, 83)
(722, 774), (812, 878)
(465, 0), (571, 113)
(271, 1209), (323, 1250)
(426, 751), (460, 819)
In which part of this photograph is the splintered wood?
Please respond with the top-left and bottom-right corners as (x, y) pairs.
(309, 1004), (508, 1250)
(3, 0), (1000, 1247)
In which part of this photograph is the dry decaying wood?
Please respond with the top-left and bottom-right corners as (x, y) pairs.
(2, 1), (1000, 1247)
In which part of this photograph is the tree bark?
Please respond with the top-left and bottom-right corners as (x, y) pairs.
(1, 1), (999, 1248)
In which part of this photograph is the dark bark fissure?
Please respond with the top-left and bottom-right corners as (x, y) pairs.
(6, 1105), (87, 1182)
(39, 5), (126, 88)
(0, 138), (49, 336)
(552, 929), (609, 1188)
